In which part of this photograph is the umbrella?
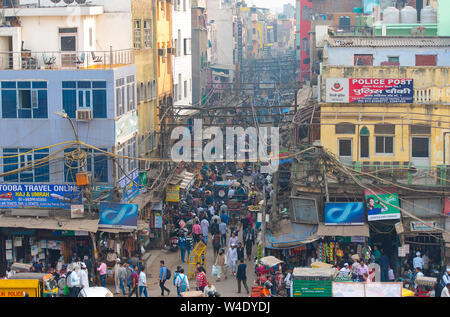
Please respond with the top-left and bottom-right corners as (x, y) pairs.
(259, 256), (283, 267)
(351, 254), (360, 261)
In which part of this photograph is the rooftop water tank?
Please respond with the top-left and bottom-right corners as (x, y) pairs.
(421, 6), (437, 24)
(383, 6), (400, 24)
(401, 6), (417, 24)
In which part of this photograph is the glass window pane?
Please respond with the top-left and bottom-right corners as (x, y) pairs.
(360, 136), (369, 158)
(385, 137), (393, 153)
(77, 81), (91, 89)
(412, 138), (429, 158)
(339, 140), (351, 157)
(92, 81), (106, 88)
(62, 81), (76, 89)
(376, 137), (384, 153)
(78, 90), (84, 108)
(18, 90), (31, 109)
(62, 90), (77, 118)
(93, 90), (107, 118)
(32, 82), (47, 89)
(1, 82), (16, 89)
(61, 36), (76, 51)
(2, 90), (17, 118)
(18, 82), (31, 89)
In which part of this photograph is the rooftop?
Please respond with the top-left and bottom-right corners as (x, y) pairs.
(326, 36), (450, 48)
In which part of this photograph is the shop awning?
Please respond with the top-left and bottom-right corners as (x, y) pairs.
(168, 170), (196, 191)
(265, 222), (319, 249)
(0, 215), (99, 233)
(316, 223), (370, 237)
(131, 190), (155, 211)
(98, 220), (148, 234)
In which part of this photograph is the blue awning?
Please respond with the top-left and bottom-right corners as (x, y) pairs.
(265, 222), (319, 249)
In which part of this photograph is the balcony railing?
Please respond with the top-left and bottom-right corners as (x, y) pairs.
(0, 48), (134, 71)
(292, 160), (450, 187)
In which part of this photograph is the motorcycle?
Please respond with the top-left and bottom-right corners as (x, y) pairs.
(169, 228), (187, 252)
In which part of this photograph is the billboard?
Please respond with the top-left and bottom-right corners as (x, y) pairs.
(324, 202), (364, 225)
(99, 202), (138, 229)
(326, 78), (414, 104)
(166, 186), (180, 202)
(118, 168), (140, 203)
(0, 184), (82, 209)
(365, 190), (401, 221)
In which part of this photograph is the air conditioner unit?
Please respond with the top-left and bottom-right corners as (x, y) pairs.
(76, 109), (93, 121)
(158, 48), (166, 56)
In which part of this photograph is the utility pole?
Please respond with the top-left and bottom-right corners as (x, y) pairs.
(261, 183), (267, 257)
(271, 170), (279, 215)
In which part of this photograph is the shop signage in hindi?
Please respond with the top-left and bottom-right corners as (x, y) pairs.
(71, 205), (84, 219)
(166, 186), (180, 202)
(99, 202), (139, 229)
(5, 240), (12, 249)
(0, 184), (82, 209)
(324, 202), (364, 225)
(410, 221), (436, 231)
(365, 190), (401, 221)
(5, 250), (12, 260)
(326, 78), (414, 104)
(118, 169), (141, 203)
(351, 236), (366, 243)
(13, 237), (22, 247)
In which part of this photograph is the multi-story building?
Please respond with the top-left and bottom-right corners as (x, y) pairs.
(172, 0), (192, 108)
(155, 0), (173, 157)
(0, 0), (143, 273)
(191, 0), (208, 105)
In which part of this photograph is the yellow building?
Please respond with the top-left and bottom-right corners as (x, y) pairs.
(132, 0), (158, 158)
(320, 66), (450, 172)
(155, 0), (173, 157)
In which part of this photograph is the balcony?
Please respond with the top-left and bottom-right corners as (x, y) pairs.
(293, 160), (450, 188)
(0, 49), (134, 71)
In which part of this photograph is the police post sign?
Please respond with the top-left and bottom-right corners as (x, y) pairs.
(326, 78), (414, 104)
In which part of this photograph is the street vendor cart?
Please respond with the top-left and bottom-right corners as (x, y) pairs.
(414, 276), (437, 297)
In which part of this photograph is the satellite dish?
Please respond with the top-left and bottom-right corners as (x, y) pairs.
(63, 0), (75, 4)
(75, 0), (86, 4)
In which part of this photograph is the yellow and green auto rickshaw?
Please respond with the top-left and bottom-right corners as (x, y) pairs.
(0, 272), (58, 297)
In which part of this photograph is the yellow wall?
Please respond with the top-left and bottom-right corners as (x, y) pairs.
(132, 0), (157, 155)
(155, 0), (173, 134)
(320, 66), (450, 166)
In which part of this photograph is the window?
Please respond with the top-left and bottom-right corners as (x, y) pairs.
(89, 28), (93, 47)
(178, 30), (182, 57)
(338, 139), (352, 157)
(183, 0), (186, 11)
(178, 74), (182, 100)
(411, 137), (429, 158)
(410, 124), (431, 135)
(140, 82), (145, 102)
(152, 80), (156, 97)
(184, 80), (187, 98)
(415, 55), (437, 66)
(144, 20), (152, 48)
(1, 81), (48, 119)
(302, 37), (309, 51)
(62, 81), (107, 118)
(174, 84), (178, 102)
(354, 54), (373, 66)
(335, 123), (355, 134)
(64, 148), (108, 183)
(3, 148), (49, 182)
(184, 38), (191, 55)
(360, 136), (369, 158)
(147, 81), (151, 101)
(375, 136), (394, 154)
(134, 20), (142, 49)
(374, 124), (395, 135)
(116, 137), (137, 179)
(388, 56), (399, 63)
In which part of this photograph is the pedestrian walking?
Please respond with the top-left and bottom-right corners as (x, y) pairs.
(118, 263), (127, 296)
(70, 266), (81, 297)
(159, 260), (171, 296)
(186, 232), (194, 259)
(236, 259), (249, 294)
(228, 232), (238, 249)
(179, 234), (187, 263)
(201, 217), (210, 244)
(97, 260), (107, 288)
(192, 221), (202, 244)
(125, 263), (133, 293)
(83, 256), (92, 286)
(215, 249), (227, 282)
(237, 242), (245, 262)
(227, 244), (238, 275)
(284, 269), (293, 297)
(379, 249), (390, 282)
(243, 224), (255, 260)
(138, 267), (148, 297)
(219, 219), (227, 247)
(212, 231), (221, 258)
(174, 267), (190, 297)
(128, 266), (139, 297)
(80, 263), (89, 291)
(113, 258), (121, 294)
(196, 267), (208, 292)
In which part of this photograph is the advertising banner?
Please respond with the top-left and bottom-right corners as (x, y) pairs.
(166, 185), (180, 202)
(324, 202), (364, 225)
(118, 169), (141, 203)
(0, 184), (82, 209)
(410, 221), (436, 231)
(326, 78), (414, 104)
(365, 190), (401, 221)
(99, 202), (138, 229)
(444, 197), (450, 216)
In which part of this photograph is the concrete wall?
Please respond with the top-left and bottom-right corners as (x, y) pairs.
(326, 46), (450, 67)
(438, 0), (450, 36)
(207, 0), (234, 67)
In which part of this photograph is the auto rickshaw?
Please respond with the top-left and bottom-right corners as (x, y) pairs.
(0, 272), (58, 297)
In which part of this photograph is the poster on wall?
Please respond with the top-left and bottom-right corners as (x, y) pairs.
(5, 240), (12, 249)
(13, 237), (22, 247)
(99, 202), (139, 229)
(154, 214), (162, 229)
(365, 190), (400, 221)
(5, 250), (12, 260)
(118, 169), (141, 203)
(166, 186), (180, 202)
(31, 245), (38, 256)
(326, 78), (414, 104)
(410, 221), (436, 231)
(324, 202), (364, 225)
(0, 184), (82, 209)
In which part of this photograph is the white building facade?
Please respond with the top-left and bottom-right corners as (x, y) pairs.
(172, 0), (193, 107)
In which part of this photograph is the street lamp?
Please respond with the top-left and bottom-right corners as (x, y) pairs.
(54, 110), (79, 144)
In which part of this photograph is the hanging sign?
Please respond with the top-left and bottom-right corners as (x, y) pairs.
(410, 221), (436, 231)
(365, 190), (401, 221)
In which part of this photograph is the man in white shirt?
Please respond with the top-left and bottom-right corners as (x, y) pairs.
(174, 268), (190, 297)
(228, 187), (235, 199)
(201, 217), (210, 244)
(284, 269), (293, 297)
(208, 205), (215, 217)
(414, 267), (424, 291)
(70, 266), (81, 297)
(138, 267), (148, 297)
(422, 251), (430, 274)
(441, 283), (450, 297)
(340, 263), (351, 274)
(79, 263), (89, 290)
(413, 251), (424, 270)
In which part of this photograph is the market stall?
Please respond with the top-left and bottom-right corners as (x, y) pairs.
(292, 267), (337, 297)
